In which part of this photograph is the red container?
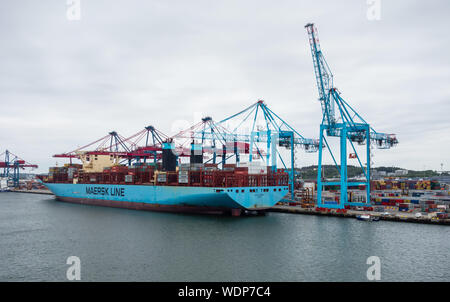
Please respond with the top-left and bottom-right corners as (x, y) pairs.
(223, 164), (236, 168)
(234, 167), (248, 173)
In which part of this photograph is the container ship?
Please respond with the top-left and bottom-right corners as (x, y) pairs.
(39, 144), (290, 216)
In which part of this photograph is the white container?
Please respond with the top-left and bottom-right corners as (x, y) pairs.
(157, 173), (167, 182)
(178, 171), (189, 184)
(238, 162), (267, 174)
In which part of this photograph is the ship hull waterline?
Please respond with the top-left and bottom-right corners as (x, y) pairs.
(43, 183), (289, 216)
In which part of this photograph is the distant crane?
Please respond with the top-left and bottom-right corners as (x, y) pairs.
(304, 23), (398, 208)
(0, 150), (38, 187)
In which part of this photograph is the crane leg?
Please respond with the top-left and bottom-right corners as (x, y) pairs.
(340, 126), (348, 208)
(317, 126), (324, 207)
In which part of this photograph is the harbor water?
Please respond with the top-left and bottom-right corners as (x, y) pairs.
(0, 192), (448, 281)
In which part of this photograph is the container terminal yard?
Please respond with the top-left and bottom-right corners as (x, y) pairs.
(2, 24), (448, 225)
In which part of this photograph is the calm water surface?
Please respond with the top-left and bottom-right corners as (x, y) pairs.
(0, 192), (448, 281)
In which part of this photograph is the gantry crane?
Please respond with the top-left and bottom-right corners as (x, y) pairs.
(0, 150), (38, 187)
(53, 127), (170, 165)
(187, 100), (320, 199)
(121, 126), (169, 163)
(53, 131), (131, 164)
(171, 116), (259, 165)
(304, 23), (398, 208)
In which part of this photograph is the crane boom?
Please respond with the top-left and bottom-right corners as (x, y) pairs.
(305, 23), (335, 126)
(305, 23), (397, 148)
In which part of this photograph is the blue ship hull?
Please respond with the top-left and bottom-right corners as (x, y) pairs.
(43, 183), (288, 214)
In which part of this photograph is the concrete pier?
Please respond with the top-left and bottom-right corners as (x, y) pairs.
(267, 205), (450, 225)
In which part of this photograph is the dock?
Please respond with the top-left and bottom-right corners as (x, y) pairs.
(268, 205), (450, 225)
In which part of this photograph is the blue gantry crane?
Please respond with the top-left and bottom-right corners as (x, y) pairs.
(304, 23), (398, 208)
(187, 100), (320, 199)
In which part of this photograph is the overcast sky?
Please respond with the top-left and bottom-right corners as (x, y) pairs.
(1, 0), (449, 173)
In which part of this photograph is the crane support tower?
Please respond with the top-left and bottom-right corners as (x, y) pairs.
(304, 23), (398, 209)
